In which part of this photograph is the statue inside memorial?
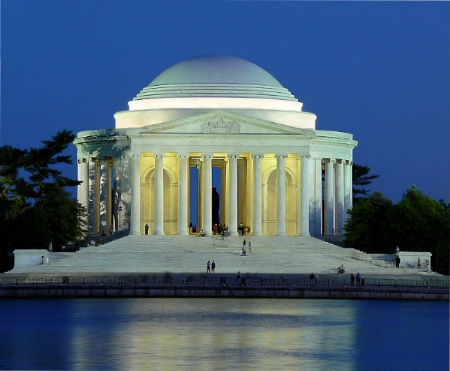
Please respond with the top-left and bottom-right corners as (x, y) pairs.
(212, 187), (220, 225)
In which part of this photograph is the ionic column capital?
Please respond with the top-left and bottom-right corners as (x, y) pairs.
(251, 154), (264, 159)
(227, 153), (239, 159)
(322, 158), (336, 165)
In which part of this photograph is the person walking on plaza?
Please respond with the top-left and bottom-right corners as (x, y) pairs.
(211, 260), (216, 273)
(207, 260), (211, 273)
(248, 241), (252, 253)
(242, 239), (246, 248)
(350, 273), (355, 286)
(395, 256), (401, 268)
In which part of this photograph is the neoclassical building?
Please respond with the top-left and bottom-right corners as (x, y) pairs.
(74, 56), (357, 238)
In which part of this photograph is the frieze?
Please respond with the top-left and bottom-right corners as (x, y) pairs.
(202, 116), (240, 134)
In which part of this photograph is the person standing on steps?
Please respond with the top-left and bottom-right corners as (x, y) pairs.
(356, 272), (361, 287)
(211, 260), (216, 273)
(207, 260), (211, 273)
(144, 224), (149, 235)
(310, 273), (315, 286)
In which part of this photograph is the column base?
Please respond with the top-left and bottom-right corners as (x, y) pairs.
(154, 231), (165, 236)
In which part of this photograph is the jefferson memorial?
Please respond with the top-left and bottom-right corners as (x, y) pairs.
(74, 56), (357, 239)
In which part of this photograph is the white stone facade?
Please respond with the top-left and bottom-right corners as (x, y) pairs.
(74, 56), (357, 238)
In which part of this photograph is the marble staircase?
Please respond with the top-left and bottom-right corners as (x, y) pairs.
(9, 234), (438, 278)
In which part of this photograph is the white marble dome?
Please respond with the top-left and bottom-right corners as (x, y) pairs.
(133, 56), (297, 102)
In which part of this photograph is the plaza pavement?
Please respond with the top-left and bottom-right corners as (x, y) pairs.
(8, 234), (443, 280)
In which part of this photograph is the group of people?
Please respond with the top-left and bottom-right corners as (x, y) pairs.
(212, 223), (229, 236)
(206, 260), (216, 273)
(350, 272), (363, 287)
(188, 223), (197, 234)
(238, 222), (250, 236)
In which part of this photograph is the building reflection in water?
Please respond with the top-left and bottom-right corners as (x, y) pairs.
(68, 299), (356, 370)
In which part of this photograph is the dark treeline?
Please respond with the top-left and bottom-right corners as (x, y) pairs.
(345, 183), (449, 276)
(0, 131), (86, 272)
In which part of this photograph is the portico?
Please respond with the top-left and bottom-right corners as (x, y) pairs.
(74, 56), (357, 239)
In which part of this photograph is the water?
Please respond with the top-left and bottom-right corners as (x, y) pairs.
(0, 299), (448, 370)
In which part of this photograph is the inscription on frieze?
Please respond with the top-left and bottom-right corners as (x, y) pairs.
(202, 116), (240, 134)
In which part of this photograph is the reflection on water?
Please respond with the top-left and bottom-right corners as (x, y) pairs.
(0, 299), (448, 370)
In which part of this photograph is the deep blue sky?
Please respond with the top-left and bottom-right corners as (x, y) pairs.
(1, 1), (448, 203)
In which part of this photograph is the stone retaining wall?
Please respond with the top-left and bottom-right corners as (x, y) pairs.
(0, 284), (447, 301)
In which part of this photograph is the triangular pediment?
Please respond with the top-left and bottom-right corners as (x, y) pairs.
(131, 111), (314, 136)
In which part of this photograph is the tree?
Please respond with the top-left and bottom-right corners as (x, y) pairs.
(393, 187), (449, 275)
(0, 131), (86, 272)
(352, 164), (380, 202)
(344, 186), (450, 275)
(344, 192), (396, 254)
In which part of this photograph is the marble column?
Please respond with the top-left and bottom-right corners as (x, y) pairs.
(93, 159), (101, 235)
(335, 160), (345, 236)
(220, 162), (227, 227)
(105, 160), (113, 235)
(310, 158), (323, 237)
(228, 154), (239, 236)
(77, 158), (89, 230)
(252, 154), (263, 236)
(202, 154), (213, 235)
(88, 159), (96, 235)
(154, 154), (165, 235)
(344, 161), (353, 217)
(113, 156), (125, 234)
(177, 153), (189, 235)
(324, 159), (335, 236)
(129, 154), (141, 235)
(100, 160), (113, 235)
(300, 155), (310, 236)
(276, 154), (287, 236)
(100, 161), (107, 234)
